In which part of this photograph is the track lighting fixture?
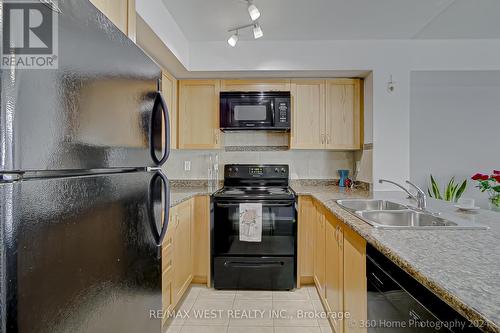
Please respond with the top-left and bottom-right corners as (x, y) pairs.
(253, 23), (263, 39)
(247, 0), (260, 21)
(226, 1), (263, 46)
(227, 31), (239, 47)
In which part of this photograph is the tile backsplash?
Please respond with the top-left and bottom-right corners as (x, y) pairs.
(162, 149), (356, 180)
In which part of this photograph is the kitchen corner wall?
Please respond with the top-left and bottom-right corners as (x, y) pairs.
(162, 149), (355, 180)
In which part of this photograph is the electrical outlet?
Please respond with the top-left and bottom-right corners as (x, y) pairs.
(184, 161), (191, 171)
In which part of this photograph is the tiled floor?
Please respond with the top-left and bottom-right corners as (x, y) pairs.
(163, 285), (334, 333)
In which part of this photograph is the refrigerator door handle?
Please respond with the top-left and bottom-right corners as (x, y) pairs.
(148, 170), (170, 247)
(150, 91), (170, 166)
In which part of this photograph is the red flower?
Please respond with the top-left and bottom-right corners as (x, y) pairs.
(494, 170), (500, 175)
(472, 173), (490, 181)
(492, 175), (500, 183)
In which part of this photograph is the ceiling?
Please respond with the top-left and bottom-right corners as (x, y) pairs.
(161, 0), (500, 41)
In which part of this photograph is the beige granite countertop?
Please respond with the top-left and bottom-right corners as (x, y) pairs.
(291, 184), (500, 333)
(170, 185), (214, 207)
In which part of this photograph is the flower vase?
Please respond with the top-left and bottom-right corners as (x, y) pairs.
(488, 192), (500, 212)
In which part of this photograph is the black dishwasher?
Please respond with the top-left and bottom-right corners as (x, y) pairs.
(366, 245), (482, 332)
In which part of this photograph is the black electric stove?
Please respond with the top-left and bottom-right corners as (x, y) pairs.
(211, 164), (297, 290)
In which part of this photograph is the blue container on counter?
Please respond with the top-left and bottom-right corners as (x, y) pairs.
(338, 169), (349, 187)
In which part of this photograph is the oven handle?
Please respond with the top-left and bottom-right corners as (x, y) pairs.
(224, 260), (285, 268)
(215, 201), (294, 207)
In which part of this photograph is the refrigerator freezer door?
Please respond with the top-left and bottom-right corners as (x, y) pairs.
(0, 0), (167, 172)
(0, 171), (169, 332)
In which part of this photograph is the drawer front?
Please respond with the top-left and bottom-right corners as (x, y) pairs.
(162, 269), (174, 324)
(213, 256), (295, 290)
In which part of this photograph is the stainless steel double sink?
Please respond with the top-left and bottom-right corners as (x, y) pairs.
(336, 199), (487, 230)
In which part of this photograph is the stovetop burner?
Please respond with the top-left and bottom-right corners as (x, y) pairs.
(213, 164), (295, 201)
(213, 186), (295, 200)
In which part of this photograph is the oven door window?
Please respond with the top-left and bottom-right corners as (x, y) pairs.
(228, 98), (273, 127)
(213, 201), (296, 256)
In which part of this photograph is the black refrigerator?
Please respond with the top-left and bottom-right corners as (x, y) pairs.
(0, 1), (170, 332)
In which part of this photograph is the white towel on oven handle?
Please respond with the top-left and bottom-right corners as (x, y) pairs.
(239, 203), (262, 242)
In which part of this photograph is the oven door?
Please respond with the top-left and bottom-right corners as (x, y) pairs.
(220, 96), (274, 129)
(212, 199), (296, 257)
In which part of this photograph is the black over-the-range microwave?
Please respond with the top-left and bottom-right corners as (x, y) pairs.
(220, 91), (291, 131)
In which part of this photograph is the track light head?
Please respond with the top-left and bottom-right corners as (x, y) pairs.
(253, 23), (263, 39)
(247, 1), (260, 21)
(227, 32), (239, 47)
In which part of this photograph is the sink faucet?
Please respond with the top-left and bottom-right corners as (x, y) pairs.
(379, 179), (427, 210)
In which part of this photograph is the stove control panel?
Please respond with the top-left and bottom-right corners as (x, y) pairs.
(225, 164), (289, 179)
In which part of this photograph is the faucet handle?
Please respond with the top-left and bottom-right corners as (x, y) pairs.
(405, 180), (425, 196)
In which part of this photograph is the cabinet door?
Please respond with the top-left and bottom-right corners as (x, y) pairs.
(162, 206), (175, 321)
(221, 79), (291, 92)
(290, 80), (325, 149)
(325, 79), (362, 150)
(192, 195), (210, 286)
(298, 196), (315, 286)
(89, 0), (136, 40)
(161, 70), (178, 149)
(178, 80), (221, 149)
(343, 228), (367, 333)
(313, 206), (326, 298)
(173, 199), (193, 304)
(326, 217), (344, 333)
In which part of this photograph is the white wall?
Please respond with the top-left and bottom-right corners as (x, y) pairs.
(163, 150), (355, 180)
(410, 71), (500, 207)
(134, 8), (500, 190)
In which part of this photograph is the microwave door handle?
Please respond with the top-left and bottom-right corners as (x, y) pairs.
(270, 99), (275, 126)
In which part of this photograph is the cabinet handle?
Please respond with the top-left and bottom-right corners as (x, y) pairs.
(320, 134), (325, 144)
(326, 134), (330, 144)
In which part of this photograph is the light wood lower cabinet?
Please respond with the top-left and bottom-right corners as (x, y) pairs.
(313, 203), (326, 299)
(299, 195), (367, 333)
(192, 195), (210, 286)
(162, 205), (176, 323)
(173, 199), (193, 304)
(178, 80), (221, 149)
(325, 215), (344, 333)
(297, 197), (315, 286)
(89, 0), (136, 41)
(162, 196), (210, 328)
(343, 227), (367, 333)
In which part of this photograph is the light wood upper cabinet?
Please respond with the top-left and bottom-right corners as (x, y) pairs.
(325, 79), (362, 150)
(178, 80), (221, 149)
(343, 227), (367, 333)
(314, 204), (326, 299)
(290, 80), (325, 149)
(89, 0), (136, 41)
(221, 79), (291, 92)
(173, 199), (193, 304)
(291, 78), (362, 150)
(161, 70), (178, 149)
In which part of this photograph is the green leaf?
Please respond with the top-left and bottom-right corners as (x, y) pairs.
(430, 175), (442, 200)
(454, 180), (467, 201)
(492, 185), (500, 193)
(444, 177), (455, 201)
